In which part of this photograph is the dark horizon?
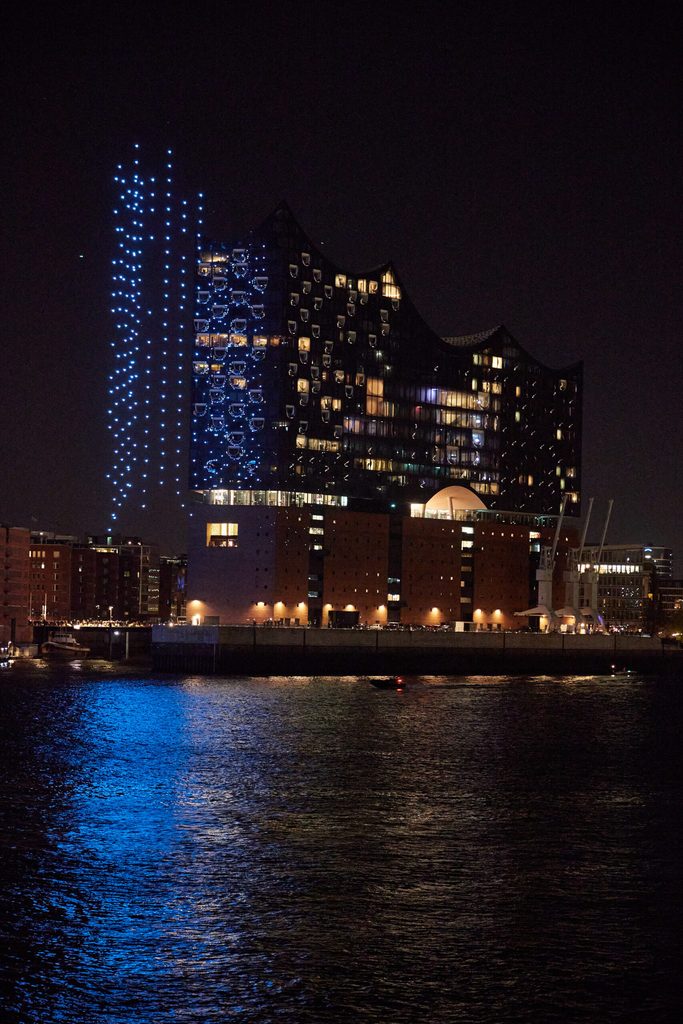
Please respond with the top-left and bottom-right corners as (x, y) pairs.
(2, 6), (680, 567)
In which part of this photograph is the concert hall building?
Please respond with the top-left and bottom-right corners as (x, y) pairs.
(187, 205), (581, 628)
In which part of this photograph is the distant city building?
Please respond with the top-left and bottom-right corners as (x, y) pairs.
(70, 545), (120, 620)
(19, 533), (162, 624)
(578, 544), (673, 630)
(641, 545), (673, 580)
(87, 536), (160, 619)
(187, 206), (583, 627)
(656, 579), (683, 624)
(28, 534), (77, 620)
(1, 525), (30, 645)
(159, 555), (187, 622)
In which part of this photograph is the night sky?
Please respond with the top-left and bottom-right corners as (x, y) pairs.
(2, 5), (680, 568)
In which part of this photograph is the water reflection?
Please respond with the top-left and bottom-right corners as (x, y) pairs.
(0, 671), (681, 1022)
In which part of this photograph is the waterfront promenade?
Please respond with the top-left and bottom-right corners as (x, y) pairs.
(152, 625), (680, 676)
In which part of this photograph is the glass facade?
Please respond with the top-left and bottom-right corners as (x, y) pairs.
(191, 205), (582, 515)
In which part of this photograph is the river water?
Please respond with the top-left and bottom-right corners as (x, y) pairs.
(1, 669), (681, 1023)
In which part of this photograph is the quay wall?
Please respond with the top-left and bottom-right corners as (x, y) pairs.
(152, 626), (682, 676)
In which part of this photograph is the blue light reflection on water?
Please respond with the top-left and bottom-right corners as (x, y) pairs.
(1, 671), (682, 1023)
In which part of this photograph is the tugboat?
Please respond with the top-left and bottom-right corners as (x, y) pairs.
(368, 675), (405, 690)
(40, 632), (90, 660)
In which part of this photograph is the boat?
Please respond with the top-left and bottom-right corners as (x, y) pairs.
(368, 675), (405, 690)
(40, 632), (90, 660)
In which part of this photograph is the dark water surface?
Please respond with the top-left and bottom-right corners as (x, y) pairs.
(1, 670), (682, 1023)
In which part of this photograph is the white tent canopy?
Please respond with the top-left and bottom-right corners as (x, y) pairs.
(514, 605), (554, 618)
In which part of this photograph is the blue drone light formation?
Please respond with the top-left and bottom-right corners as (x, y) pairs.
(107, 144), (201, 520)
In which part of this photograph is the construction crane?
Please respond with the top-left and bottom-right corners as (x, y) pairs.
(535, 494), (569, 628)
(515, 495), (569, 630)
(579, 499), (613, 631)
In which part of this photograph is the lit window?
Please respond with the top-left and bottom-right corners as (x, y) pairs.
(492, 356), (503, 369)
(380, 269), (401, 299)
(206, 523), (238, 548)
(335, 274), (346, 288)
(298, 336), (311, 352)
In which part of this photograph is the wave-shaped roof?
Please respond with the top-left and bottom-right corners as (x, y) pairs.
(252, 204), (581, 376)
(442, 327), (502, 348)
